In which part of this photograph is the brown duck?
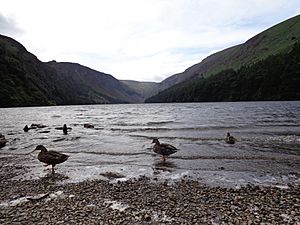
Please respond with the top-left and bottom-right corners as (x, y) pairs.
(225, 132), (236, 144)
(152, 138), (178, 161)
(33, 145), (69, 174)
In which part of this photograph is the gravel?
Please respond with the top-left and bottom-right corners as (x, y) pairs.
(0, 157), (299, 225)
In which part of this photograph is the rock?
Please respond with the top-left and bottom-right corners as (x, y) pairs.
(0, 158), (300, 224)
(84, 124), (94, 129)
(0, 133), (7, 148)
(100, 172), (125, 179)
(30, 124), (47, 129)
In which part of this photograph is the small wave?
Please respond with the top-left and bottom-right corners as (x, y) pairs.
(110, 127), (171, 132)
(74, 109), (88, 112)
(111, 120), (174, 127)
(111, 122), (141, 126)
(110, 125), (245, 133)
(256, 123), (299, 127)
(171, 155), (298, 161)
(129, 134), (224, 141)
(53, 138), (66, 142)
(67, 151), (150, 157)
(51, 115), (61, 118)
(38, 131), (50, 134)
(146, 121), (174, 125)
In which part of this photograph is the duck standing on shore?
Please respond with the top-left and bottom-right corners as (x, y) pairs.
(152, 138), (178, 161)
(32, 145), (69, 174)
(225, 132), (236, 144)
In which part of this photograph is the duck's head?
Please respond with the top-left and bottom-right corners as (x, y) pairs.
(152, 138), (160, 144)
(227, 132), (231, 137)
(33, 145), (47, 153)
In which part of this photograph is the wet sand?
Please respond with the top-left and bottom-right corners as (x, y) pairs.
(0, 156), (299, 225)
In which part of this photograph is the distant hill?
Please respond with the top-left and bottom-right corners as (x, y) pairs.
(121, 80), (159, 101)
(150, 14), (300, 96)
(47, 61), (143, 103)
(0, 34), (142, 107)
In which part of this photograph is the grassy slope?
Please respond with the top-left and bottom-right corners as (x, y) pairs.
(156, 14), (300, 93)
(146, 42), (300, 103)
(121, 80), (159, 100)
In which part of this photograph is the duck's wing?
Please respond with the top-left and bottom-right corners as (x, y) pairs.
(161, 143), (177, 150)
(225, 136), (236, 144)
(160, 143), (178, 155)
(45, 151), (69, 164)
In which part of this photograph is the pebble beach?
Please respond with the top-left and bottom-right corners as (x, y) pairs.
(1, 156), (299, 225)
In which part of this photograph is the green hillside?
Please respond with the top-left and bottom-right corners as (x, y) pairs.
(121, 80), (159, 101)
(145, 42), (300, 103)
(154, 14), (300, 94)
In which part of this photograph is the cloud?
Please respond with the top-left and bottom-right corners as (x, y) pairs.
(0, 13), (22, 35)
(0, 0), (300, 81)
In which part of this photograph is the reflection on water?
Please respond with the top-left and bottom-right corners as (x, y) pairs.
(0, 101), (300, 186)
(153, 160), (177, 173)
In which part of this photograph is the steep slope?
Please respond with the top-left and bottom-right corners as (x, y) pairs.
(0, 34), (142, 107)
(154, 14), (300, 94)
(121, 80), (159, 100)
(146, 42), (300, 103)
(47, 62), (143, 103)
(0, 34), (65, 107)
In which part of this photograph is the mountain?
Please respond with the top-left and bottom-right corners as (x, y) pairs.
(147, 14), (300, 102)
(0, 34), (143, 107)
(47, 61), (143, 103)
(151, 14), (300, 95)
(0, 34), (64, 107)
(146, 42), (300, 103)
(121, 80), (159, 101)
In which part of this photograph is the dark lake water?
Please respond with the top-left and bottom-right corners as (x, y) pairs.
(0, 101), (300, 187)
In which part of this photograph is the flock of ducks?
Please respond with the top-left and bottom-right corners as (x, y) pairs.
(3, 124), (236, 175)
(31, 129), (236, 174)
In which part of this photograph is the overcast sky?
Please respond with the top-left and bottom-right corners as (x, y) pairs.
(0, 0), (299, 82)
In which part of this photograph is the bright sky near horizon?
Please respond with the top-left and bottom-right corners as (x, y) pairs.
(0, 0), (299, 82)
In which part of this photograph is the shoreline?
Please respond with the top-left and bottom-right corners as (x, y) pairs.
(1, 156), (299, 224)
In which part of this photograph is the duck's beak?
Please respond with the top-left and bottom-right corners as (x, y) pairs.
(28, 148), (37, 154)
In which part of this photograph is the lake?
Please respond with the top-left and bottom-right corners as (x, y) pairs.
(0, 101), (299, 187)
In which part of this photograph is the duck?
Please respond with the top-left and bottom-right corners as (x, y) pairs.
(225, 132), (236, 144)
(33, 145), (69, 174)
(23, 125), (29, 132)
(63, 124), (68, 135)
(152, 138), (178, 161)
(0, 133), (7, 148)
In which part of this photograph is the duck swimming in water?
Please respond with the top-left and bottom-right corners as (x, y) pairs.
(152, 138), (178, 161)
(63, 124), (68, 135)
(23, 125), (29, 132)
(225, 132), (236, 144)
(32, 145), (69, 174)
